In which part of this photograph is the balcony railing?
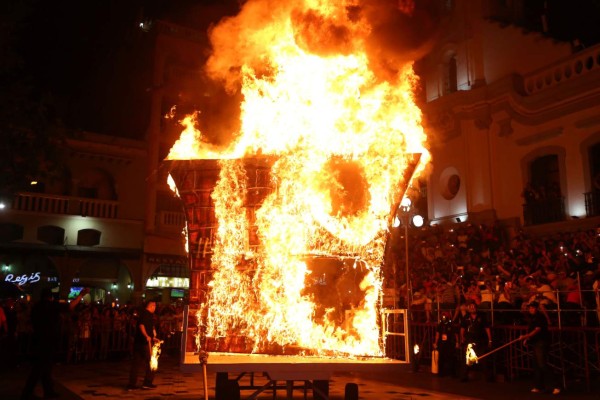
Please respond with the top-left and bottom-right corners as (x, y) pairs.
(12, 192), (119, 219)
(157, 210), (186, 230)
(522, 44), (600, 95)
(522, 197), (565, 226)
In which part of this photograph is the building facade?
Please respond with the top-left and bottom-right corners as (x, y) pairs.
(0, 127), (189, 304)
(418, 0), (600, 233)
(0, 132), (149, 303)
(0, 16), (220, 304)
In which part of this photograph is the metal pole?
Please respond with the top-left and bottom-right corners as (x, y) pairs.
(393, 259), (397, 308)
(199, 350), (209, 400)
(577, 272), (585, 326)
(404, 222), (410, 308)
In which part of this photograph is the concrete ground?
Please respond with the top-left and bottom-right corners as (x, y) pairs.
(2, 354), (598, 400)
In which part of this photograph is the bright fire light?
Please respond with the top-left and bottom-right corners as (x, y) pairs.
(167, 0), (430, 357)
(150, 340), (164, 371)
(466, 343), (478, 366)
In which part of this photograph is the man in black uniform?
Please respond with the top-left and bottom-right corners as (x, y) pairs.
(128, 299), (160, 390)
(433, 311), (455, 376)
(21, 287), (88, 400)
(519, 301), (561, 395)
(459, 301), (493, 382)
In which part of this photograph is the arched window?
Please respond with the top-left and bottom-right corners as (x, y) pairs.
(444, 56), (458, 95)
(77, 229), (101, 246)
(584, 142), (600, 217)
(0, 223), (24, 242)
(523, 154), (564, 225)
(37, 225), (65, 245)
(531, 155), (561, 199)
(589, 142), (600, 192)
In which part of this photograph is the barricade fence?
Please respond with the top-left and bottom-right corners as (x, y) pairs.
(382, 309), (600, 393)
(407, 288), (600, 329)
(3, 295), (598, 393)
(3, 312), (183, 365)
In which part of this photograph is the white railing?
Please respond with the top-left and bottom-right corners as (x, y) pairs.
(523, 44), (600, 95)
(12, 192), (119, 219)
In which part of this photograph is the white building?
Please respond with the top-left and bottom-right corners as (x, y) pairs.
(418, 0), (600, 233)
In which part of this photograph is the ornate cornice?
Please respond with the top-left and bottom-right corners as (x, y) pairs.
(422, 65), (600, 143)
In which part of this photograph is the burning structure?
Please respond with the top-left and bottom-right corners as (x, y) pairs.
(166, 0), (431, 363)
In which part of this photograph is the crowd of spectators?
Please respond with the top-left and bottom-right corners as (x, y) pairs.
(3, 223), (600, 371)
(399, 223), (600, 327)
(0, 298), (184, 368)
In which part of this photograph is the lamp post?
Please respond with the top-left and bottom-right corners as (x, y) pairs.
(391, 196), (423, 365)
(395, 197), (423, 309)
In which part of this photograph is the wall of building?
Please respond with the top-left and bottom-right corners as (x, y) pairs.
(0, 132), (148, 302)
(421, 1), (600, 229)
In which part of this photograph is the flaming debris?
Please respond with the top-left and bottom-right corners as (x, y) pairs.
(168, 0), (431, 357)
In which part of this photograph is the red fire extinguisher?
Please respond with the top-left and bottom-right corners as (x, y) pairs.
(431, 348), (439, 374)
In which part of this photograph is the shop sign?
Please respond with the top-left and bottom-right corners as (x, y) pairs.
(5, 272), (41, 286)
(146, 276), (189, 288)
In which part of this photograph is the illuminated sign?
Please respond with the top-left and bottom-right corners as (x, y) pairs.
(5, 272), (41, 286)
(146, 276), (189, 288)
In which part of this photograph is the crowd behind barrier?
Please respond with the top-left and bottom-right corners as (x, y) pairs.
(391, 223), (600, 328)
(384, 222), (600, 392)
(0, 300), (184, 368)
(2, 223), (600, 390)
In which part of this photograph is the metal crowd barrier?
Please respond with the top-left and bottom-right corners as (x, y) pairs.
(381, 309), (600, 393)
(8, 314), (183, 364)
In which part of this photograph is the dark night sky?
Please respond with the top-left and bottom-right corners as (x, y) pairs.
(11, 0), (148, 138)
(4, 0), (600, 140)
(6, 0), (239, 139)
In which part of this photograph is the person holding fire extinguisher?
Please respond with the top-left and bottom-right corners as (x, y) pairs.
(433, 311), (455, 377)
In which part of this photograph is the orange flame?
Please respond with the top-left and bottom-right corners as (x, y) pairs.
(169, 0), (430, 357)
(466, 343), (478, 366)
(150, 340), (164, 371)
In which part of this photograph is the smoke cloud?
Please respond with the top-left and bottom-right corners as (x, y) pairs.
(205, 0), (442, 89)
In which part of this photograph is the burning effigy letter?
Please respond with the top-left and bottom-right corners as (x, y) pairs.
(167, 0), (431, 358)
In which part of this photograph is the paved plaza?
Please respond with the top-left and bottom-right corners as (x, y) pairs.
(1, 354), (598, 400)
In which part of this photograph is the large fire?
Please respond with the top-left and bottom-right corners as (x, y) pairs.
(167, 0), (430, 357)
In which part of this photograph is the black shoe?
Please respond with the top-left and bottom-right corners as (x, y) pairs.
(126, 385), (139, 391)
(142, 383), (157, 389)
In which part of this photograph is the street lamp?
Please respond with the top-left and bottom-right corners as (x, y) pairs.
(395, 197), (423, 309)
